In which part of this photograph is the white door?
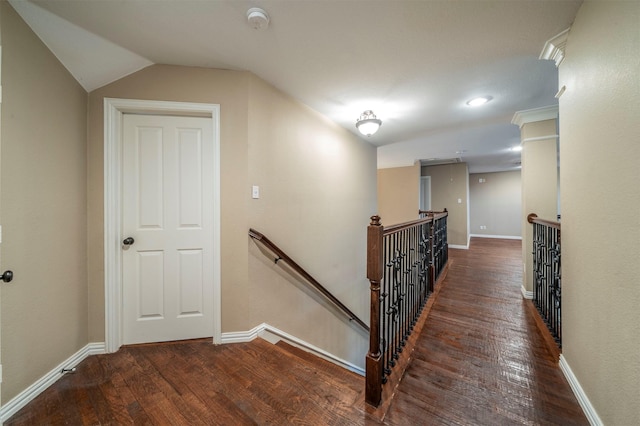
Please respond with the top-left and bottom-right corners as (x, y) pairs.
(122, 114), (214, 345)
(420, 176), (431, 211)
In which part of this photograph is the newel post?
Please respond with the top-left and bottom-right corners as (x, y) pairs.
(366, 215), (384, 407)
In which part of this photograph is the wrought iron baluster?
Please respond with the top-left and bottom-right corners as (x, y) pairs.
(528, 215), (562, 349)
(366, 211), (449, 407)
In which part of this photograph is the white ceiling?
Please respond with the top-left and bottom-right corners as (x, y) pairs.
(10, 0), (581, 173)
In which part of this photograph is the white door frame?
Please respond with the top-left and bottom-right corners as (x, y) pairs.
(420, 176), (431, 211)
(104, 98), (221, 353)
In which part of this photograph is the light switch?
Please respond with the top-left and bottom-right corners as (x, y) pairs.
(252, 185), (260, 199)
(457, 198), (462, 204)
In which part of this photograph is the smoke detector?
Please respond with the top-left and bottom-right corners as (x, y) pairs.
(247, 8), (270, 30)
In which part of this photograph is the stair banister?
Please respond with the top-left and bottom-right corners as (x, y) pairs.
(249, 228), (369, 332)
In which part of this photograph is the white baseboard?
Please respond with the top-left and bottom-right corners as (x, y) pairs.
(521, 285), (533, 299)
(470, 234), (522, 240)
(448, 244), (469, 250)
(559, 355), (603, 426)
(0, 342), (106, 423)
(222, 323), (365, 376)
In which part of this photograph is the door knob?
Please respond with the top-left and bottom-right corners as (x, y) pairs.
(0, 270), (14, 283)
(123, 237), (135, 246)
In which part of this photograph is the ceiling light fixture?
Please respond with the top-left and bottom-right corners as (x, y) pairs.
(355, 110), (382, 136)
(511, 145), (523, 152)
(466, 96), (493, 107)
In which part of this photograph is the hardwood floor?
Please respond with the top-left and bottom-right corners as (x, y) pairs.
(6, 238), (588, 425)
(384, 238), (587, 426)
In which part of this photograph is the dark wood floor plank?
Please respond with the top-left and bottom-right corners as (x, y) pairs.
(384, 238), (589, 426)
(5, 238), (588, 426)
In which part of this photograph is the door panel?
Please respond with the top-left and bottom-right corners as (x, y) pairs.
(122, 114), (214, 345)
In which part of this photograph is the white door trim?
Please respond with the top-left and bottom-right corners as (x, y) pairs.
(104, 98), (221, 353)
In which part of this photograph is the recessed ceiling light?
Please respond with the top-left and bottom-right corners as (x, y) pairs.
(456, 150), (467, 154)
(466, 96), (493, 107)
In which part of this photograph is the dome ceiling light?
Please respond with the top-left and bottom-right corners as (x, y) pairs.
(466, 96), (493, 107)
(356, 110), (382, 136)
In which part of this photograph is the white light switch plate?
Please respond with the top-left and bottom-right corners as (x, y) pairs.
(252, 185), (260, 199)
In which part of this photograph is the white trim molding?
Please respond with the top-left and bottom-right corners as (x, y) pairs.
(521, 285), (533, 299)
(470, 234), (522, 240)
(0, 343), (105, 423)
(222, 323), (365, 376)
(559, 355), (603, 426)
(540, 28), (570, 67)
(104, 98), (221, 353)
(521, 134), (559, 144)
(448, 244), (469, 250)
(511, 105), (559, 129)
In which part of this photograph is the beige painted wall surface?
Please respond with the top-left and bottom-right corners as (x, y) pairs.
(87, 65), (251, 339)
(247, 75), (376, 367)
(520, 119), (558, 293)
(377, 164), (420, 225)
(1, 2), (88, 402)
(422, 164), (469, 247)
(559, 2), (640, 424)
(470, 171), (521, 238)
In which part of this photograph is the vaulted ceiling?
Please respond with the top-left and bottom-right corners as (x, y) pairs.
(10, 0), (582, 172)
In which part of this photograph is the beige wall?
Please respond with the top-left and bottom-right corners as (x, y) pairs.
(88, 65), (251, 337)
(87, 67), (377, 368)
(422, 163), (469, 247)
(559, 2), (640, 424)
(469, 171), (521, 238)
(247, 75), (376, 366)
(377, 164), (420, 225)
(520, 119), (558, 293)
(0, 2), (88, 402)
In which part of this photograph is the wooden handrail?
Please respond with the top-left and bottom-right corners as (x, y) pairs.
(365, 211), (449, 408)
(384, 209), (448, 234)
(527, 213), (560, 229)
(249, 228), (370, 333)
(418, 208), (448, 219)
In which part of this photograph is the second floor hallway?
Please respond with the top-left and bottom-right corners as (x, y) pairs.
(5, 238), (588, 425)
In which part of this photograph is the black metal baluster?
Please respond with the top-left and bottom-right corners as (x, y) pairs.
(383, 234), (392, 381)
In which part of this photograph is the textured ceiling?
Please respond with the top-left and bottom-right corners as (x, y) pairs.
(11, 0), (582, 172)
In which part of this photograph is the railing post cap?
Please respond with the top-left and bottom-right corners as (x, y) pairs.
(370, 215), (381, 226)
(527, 213), (538, 223)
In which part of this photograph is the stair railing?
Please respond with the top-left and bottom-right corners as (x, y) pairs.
(249, 229), (369, 332)
(527, 213), (562, 348)
(366, 210), (449, 407)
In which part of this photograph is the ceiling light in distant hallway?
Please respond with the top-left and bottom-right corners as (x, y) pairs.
(466, 96), (493, 107)
(511, 145), (523, 152)
(356, 110), (382, 136)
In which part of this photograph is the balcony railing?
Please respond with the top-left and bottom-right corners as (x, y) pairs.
(527, 213), (561, 348)
(365, 210), (449, 407)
